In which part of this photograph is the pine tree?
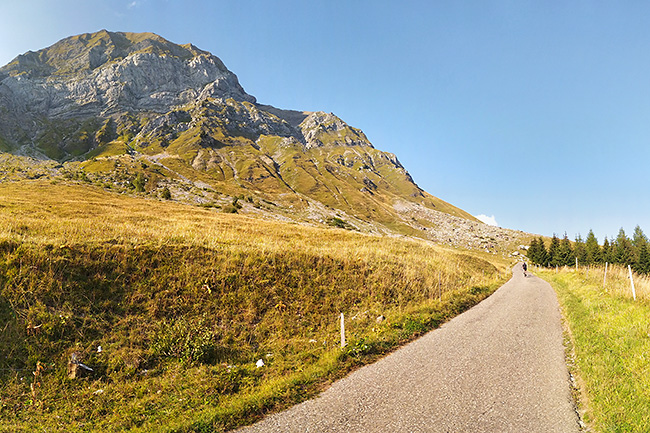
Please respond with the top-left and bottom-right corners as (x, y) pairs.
(528, 237), (548, 266)
(548, 234), (561, 267)
(614, 228), (634, 266)
(585, 229), (601, 264)
(631, 225), (647, 265)
(632, 225), (648, 249)
(574, 234), (587, 267)
(536, 236), (548, 266)
(636, 243), (650, 274)
(602, 237), (613, 264)
(559, 233), (573, 266)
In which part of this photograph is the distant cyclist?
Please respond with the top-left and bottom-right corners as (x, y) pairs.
(522, 262), (528, 277)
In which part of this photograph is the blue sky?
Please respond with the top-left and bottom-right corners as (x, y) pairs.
(2, 1), (650, 241)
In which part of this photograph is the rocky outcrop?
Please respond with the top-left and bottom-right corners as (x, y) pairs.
(299, 112), (373, 149)
(393, 199), (523, 252)
(0, 30), (253, 120)
(0, 31), (384, 160)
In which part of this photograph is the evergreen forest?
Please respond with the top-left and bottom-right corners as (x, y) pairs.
(527, 226), (650, 274)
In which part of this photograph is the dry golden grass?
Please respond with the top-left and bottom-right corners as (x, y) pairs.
(0, 180), (510, 290)
(0, 180), (510, 432)
(535, 263), (650, 301)
(601, 264), (650, 301)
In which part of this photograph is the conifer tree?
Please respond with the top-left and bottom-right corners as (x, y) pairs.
(614, 228), (634, 266)
(602, 237), (613, 264)
(559, 233), (573, 266)
(536, 236), (548, 266)
(635, 243), (650, 274)
(548, 234), (561, 267)
(632, 225), (648, 249)
(528, 237), (548, 266)
(632, 225), (647, 265)
(585, 229), (601, 264)
(573, 234), (587, 267)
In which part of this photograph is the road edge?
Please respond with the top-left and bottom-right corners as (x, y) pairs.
(536, 271), (590, 432)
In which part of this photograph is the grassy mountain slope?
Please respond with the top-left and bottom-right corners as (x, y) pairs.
(74, 97), (477, 235)
(1, 30), (480, 241)
(0, 180), (511, 432)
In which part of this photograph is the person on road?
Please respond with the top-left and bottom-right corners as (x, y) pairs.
(522, 262), (527, 277)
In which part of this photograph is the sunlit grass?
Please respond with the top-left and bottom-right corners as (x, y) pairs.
(539, 267), (650, 432)
(600, 264), (650, 301)
(0, 180), (510, 432)
(535, 263), (650, 301)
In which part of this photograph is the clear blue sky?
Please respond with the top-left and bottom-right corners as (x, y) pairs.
(2, 0), (649, 241)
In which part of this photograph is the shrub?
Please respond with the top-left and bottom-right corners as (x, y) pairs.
(160, 186), (172, 200)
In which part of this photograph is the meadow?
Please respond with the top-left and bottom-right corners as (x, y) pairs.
(0, 180), (510, 432)
(538, 265), (650, 432)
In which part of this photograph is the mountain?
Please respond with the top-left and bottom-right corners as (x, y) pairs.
(0, 30), (521, 248)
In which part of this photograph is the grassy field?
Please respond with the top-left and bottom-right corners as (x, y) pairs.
(0, 180), (511, 432)
(538, 266), (650, 432)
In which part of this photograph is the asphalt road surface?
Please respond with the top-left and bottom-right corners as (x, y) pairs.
(236, 264), (580, 432)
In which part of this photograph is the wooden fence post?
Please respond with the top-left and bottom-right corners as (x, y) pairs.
(628, 265), (637, 301)
(603, 262), (608, 290)
(340, 313), (346, 348)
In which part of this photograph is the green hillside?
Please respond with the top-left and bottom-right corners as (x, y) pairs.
(0, 180), (508, 432)
(75, 97), (476, 232)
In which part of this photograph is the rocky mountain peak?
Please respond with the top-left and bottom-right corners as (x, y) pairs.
(1, 30), (213, 78)
(0, 30), (254, 120)
(299, 111), (373, 149)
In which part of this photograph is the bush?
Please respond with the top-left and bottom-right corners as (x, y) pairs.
(160, 187), (172, 200)
(133, 173), (145, 193)
(326, 217), (352, 229)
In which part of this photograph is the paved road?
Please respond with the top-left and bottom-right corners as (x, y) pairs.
(237, 264), (580, 432)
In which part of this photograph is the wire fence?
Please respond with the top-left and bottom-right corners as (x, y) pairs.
(533, 262), (650, 302)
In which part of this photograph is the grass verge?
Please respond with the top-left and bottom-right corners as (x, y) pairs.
(539, 268), (650, 432)
(0, 180), (509, 432)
